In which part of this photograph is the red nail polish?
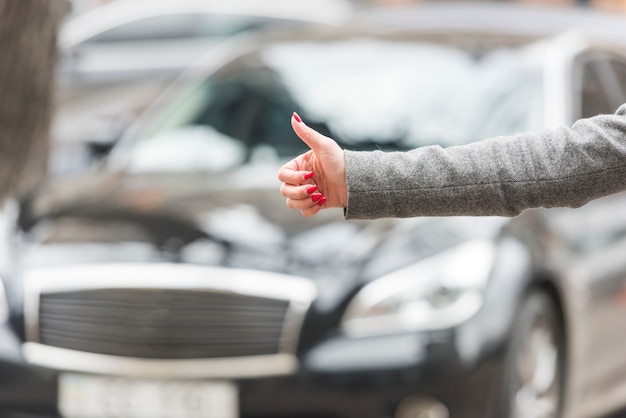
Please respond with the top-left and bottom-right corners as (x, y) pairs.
(306, 185), (318, 194)
(317, 197), (327, 206)
(303, 171), (314, 180)
(293, 112), (302, 123)
(311, 193), (322, 202)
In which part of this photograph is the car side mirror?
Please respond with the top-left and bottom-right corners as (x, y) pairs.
(84, 115), (128, 160)
(86, 137), (116, 160)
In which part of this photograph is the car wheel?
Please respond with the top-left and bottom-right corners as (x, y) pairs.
(501, 289), (565, 418)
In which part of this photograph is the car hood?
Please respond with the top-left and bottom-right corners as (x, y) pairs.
(20, 166), (509, 287)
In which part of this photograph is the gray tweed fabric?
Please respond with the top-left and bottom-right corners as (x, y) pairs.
(344, 104), (626, 219)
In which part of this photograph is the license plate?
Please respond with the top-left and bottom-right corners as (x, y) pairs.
(59, 374), (238, 418)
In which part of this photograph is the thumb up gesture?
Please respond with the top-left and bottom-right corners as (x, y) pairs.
(277, 113), (347, 217)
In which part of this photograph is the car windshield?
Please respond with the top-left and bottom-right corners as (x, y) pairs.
(116, 36), (545, 173)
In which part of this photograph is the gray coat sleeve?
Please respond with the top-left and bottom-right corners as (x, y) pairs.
(344, 104), (626, 219)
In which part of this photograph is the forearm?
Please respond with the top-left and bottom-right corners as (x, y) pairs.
(344, 107), (626, 219)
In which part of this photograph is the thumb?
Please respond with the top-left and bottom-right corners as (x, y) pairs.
(291, 112), (334, 154)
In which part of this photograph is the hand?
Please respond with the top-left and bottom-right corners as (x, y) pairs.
(278, 112), (347, 217)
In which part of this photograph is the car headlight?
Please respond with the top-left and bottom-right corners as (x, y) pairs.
(341, 240), (495, 337)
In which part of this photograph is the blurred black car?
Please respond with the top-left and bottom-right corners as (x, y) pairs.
(5, 3), (626, 418)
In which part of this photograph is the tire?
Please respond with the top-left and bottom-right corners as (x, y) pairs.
(500, 289), (566, 418)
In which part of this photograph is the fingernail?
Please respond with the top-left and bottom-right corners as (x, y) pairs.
(293, 112), (302, 123)
(303, 171), (314, 180)
(317, 197), (327, 206)
(311, 193), (323, 202)
(306, 185), (318, 194)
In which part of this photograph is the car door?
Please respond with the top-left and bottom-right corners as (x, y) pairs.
(567, 46), (626, 412)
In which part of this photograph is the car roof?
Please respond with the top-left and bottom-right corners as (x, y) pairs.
(353, 2), (626, 46)
(60, 0), (354, 49)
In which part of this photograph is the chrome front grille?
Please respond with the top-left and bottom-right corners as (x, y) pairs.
(23, 264), (316, 378)
(39, 288), (290, 359)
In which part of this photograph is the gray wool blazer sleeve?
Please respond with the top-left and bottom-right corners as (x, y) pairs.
(344, 104), (626, 219)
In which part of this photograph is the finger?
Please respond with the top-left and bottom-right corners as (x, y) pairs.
(285, 191), (326, 209)
(291, 112), (336, 154)
(277, 165), (315, 185)
(284, 188), (327, 216)
(285, 196), (319, 211)
(280, 183), (319, 200)
(301, 204), (323, 217)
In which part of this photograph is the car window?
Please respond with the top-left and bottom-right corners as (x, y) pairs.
(116, 36), (546, 173)
(262, 39), (544, 149)
(129, 66), (300, 172)
(578, 53), (626, 118)
(85, 14), (261, 44)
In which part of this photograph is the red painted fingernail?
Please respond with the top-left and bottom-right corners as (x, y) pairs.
(311, 193), (322, 202)
(293, 112), (302, 123)
(306, 185), (318, 194)
(303, 171), (314, 180)
(317, 197), (327, 206)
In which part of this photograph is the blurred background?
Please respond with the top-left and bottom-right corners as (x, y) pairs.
(4, 0), (626, 418)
